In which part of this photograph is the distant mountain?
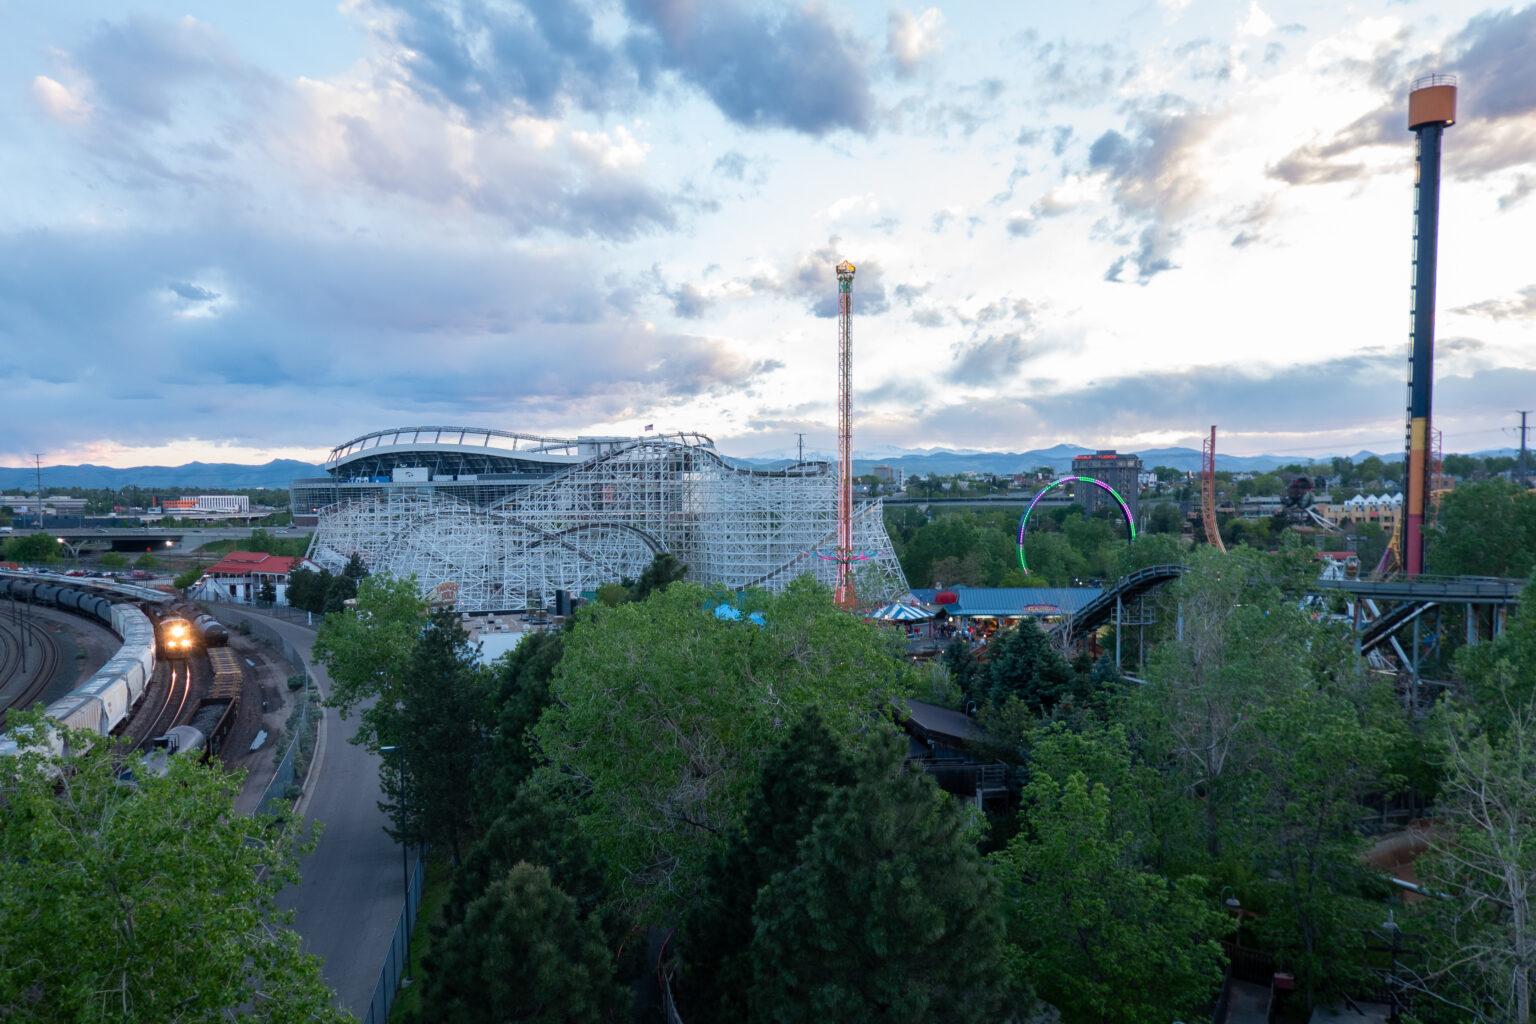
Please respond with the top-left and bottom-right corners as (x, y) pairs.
(0, 459), (320, 491)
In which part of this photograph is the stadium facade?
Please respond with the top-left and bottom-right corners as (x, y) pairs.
(295, 426), (909, 612)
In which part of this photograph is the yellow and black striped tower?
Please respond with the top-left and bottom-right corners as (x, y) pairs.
(1403, 75), (1456, 576)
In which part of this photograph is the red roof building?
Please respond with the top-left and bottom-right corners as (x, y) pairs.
(195, 551), (312, 605)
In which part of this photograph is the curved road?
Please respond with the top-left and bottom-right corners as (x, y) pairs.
(234, 611), (409, 1018)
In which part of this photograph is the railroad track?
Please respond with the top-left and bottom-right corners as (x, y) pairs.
(0, 614), (62, 728)
(126, 649), (211, 751)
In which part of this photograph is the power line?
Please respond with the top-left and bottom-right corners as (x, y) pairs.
(1518, 411), (1532, 488)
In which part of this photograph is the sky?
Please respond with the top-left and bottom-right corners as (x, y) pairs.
(2, 0), (1534, 468)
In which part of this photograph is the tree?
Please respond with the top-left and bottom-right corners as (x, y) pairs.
(1428, 480), (1536, 577)
(681, 707), (865, 1019)
(133, 552), (158, 569)
(378, 612), (493, 863)
(747, 741), (1016, 1024)
(3, 533), (62, 563)
(1417, 706), (1536, 1023)
(414, 863), (627, 1024)
(594, 581), (630, 606)
(322, 572), (357, 613)
(0, 715), (346, 1023)
(1145, 501), (1184, 535)
(313, 573), (427, 752)
(995, 767), (1226, 1024)
(342, 551), (368, 580)
(257, 578), (277, 606)
(532, 578), (917, 919)
(480, 629), (565, 806)
(632, 551), (688, 601)
(173, 562), (207, 589)
(985, 618), (1079, 714)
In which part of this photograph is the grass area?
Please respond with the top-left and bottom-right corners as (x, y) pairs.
(387, 854), (454, 1024)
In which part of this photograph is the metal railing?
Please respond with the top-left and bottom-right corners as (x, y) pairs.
(362, 853), (424, 1024)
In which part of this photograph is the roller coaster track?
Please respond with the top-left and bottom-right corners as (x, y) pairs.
(1050, 564), (1188, 643)
(0, 615), (61, 729)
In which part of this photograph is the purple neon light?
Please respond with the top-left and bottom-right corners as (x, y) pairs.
(1016, 475), (1135, 574)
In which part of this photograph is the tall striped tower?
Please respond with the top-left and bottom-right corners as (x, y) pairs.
(1403, 74), (1456, 576)
(834, 260), (856, 609)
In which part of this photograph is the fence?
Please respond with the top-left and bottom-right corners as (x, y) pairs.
(362, 853), (425, 1024)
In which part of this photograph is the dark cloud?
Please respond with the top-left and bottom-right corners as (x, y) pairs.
(1453, 285), (1536, 321)
(168, 281), (218, 303)
(665, 281), (713, 319)
(371, 0), (873, 135)
(1052, 125), (1073, 156)
(382, 0), (628, 119)
(1500, 174), (1536, 209)
(623, 0), (873, 135)
(893, 282), (930, 305)
(1451, 6), (1536, 120)
(917, 353), (1536, 446)
(911, 307), (946, 328)
(947, 333), (1030, 383)
(713, 150), (748, 179)
(1005, 212), (1037, 237)
(1088, 98), (1213, 282)
(0, 227), (778, 453)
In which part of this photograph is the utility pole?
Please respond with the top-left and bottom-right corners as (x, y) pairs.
(796, 432), (805, 464)
(33, 453), (43, 529)
(1518, 410), (1531, 488)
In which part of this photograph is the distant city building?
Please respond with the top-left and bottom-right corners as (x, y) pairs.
(1070, 450), (1143, 522)
(872, 465), (904, 488)
(0, 495), (89, 515)
(159, 495), (250, 513)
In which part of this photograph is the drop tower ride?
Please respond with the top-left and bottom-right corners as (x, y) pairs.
(1403, 75), (1456, 576)
(834, 260), (857, 609)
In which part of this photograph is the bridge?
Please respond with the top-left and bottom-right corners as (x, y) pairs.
(9, 525), (304, 557)
(1053, 564), (1527, 670)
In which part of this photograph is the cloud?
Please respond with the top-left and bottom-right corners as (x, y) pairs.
(713, 150), (748, 179)
(1500, 174), (1536, 210)
(760, 241), (890, 317)
(623, 0), (873, 135)
(1088, 97), (1214, 281)
(1005, 211), (1036, 237)
(888, 7), (944, 77)
(1020, 33), (1137, 110)
(0, 226), (781, 453)
(31, 76), (91, 122)
(1453, 285), (1536, 321)
(1271, 6), (1536, 187)
(946, 332), (1033, 382)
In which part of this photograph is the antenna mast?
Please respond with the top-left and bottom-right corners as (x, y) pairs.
(835, 260), (857, 609)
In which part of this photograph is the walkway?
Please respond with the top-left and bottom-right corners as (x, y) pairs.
(1221, 978), (1270, 1024)
(236, 610), (406, 1019)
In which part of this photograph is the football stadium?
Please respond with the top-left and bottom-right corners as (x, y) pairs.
(294, 426), (908, 612)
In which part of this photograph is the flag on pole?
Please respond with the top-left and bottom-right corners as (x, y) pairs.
(644, 424), (654, 431)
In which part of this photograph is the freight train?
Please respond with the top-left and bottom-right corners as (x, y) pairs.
(0, 575), (159, 752)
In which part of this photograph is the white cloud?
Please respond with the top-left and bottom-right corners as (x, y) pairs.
(1239, 1), (1276, 37)
(31, 75), (91, 123)
(889, 7), (945, 76)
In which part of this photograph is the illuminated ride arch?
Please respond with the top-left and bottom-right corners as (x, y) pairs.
(1017, 476), (1136, 575)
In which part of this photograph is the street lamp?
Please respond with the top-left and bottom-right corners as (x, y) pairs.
(378, 745), (413, 987)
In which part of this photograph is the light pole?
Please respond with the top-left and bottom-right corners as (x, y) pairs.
(378, 745), (413, 986)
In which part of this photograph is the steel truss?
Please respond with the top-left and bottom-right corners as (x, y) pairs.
(306, 437), (908, 612)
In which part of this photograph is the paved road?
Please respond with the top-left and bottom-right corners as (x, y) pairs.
(240, 612), (408, 1018)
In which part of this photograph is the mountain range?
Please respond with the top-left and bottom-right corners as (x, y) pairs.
(0, 446), (1522, 491)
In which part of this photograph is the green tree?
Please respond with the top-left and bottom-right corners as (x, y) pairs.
(480, 630), (565, 805)
(380, 612), (492, 863)
(1145, 501), (1184, 534)
(632, 551), (688, 601)
(594, 581), (630, 606)
(1428, 480), (1536, 577)
(681, 707), (865, 1019)
(995, 768), (1225, 1024)
(133, 552), (159, 569)
(173, 562), (207, 589)
(342, 551), (368, 580)
(314, 573), (427, 751)
(985, 618), (1078, 714)
(747, 741), (1016, 1024)
(321, 572), (357, 613)
(1418, 705), (1536, 1023)
(3, 533), (62, 563)
(415, 863), (626, 1024)
(0, 715), (346, 1023)
(285, 564), (321, 612)
(99, 550), (128, 569)
(257, 578), (277, 606)
(532, 578), (917, 918)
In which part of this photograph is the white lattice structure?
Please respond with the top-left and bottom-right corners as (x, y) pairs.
(304, 433), (907, 612)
